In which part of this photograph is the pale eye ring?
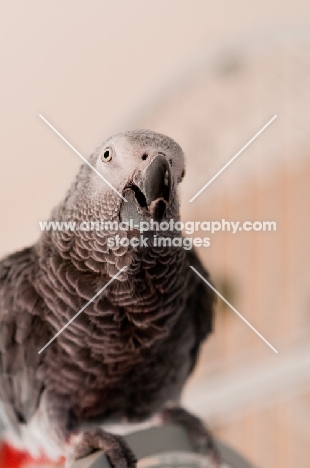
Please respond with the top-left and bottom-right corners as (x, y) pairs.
(101, 147), (113, 162)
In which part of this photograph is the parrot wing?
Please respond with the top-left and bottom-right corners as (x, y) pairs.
(185, 248), (216, 375)
(0, 247), (48, 435)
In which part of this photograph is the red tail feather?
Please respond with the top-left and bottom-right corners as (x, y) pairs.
(0, 442), (65, 468)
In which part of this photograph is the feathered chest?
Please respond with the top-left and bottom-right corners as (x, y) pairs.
(38, 241), (191, 380)
(38, 240), (189, 337)
(38, 245), (194, 420)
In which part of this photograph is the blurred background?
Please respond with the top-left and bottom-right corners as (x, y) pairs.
(1, 1), (310, 467)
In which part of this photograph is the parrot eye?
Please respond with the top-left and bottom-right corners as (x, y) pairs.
(101, 148), (113, 163)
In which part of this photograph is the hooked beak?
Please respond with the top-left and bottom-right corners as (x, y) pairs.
(122, 154), (172, 223)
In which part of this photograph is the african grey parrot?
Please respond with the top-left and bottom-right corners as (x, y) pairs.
(0, 130), (218, 467)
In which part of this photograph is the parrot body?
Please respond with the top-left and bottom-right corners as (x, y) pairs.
(0, 130), (217, 467)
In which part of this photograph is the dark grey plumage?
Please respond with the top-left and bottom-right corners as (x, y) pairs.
(0, 130), (216, 466)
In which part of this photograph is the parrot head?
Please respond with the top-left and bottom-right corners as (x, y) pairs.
(62, 129), (186, 225)
(94, 130), (185, 224)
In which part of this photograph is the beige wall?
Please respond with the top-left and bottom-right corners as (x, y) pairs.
(197, 159), (310, 467)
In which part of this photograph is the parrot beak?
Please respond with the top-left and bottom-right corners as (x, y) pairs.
(133, 153), (172, 222)
(121, 154), (172, 224)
